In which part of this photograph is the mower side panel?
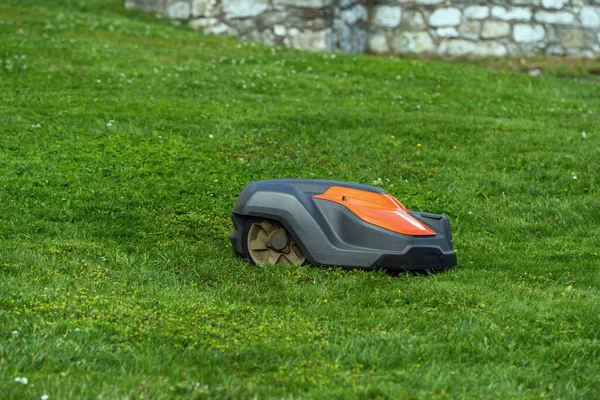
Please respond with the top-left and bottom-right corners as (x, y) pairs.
(231, 180), (456, 271)
(310, 200), (456, 270)
(232, 180), (377, 266)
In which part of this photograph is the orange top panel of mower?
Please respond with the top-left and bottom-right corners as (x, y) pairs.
(313, 186), (436, 236)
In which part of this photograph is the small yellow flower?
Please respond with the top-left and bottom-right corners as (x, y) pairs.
(323, 299), (328, 303)
(453, 145), (457, 150)
(417, 143), (422, 147)
(390, 135), (395, 139)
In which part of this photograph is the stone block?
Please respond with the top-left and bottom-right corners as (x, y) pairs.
(289, 29), (329, 51)
(274, 0), (329, 9)
(392, 31), (435, 53)
(230, 19), (256, 35)
(126, 0), (165, 12)
(439, 40), (508, 59)
(464, 6), (489, 20)
(511, 0), (540, 5)
(558, 28), (596, 48)
(481, 20), (510, 38)
(415, 0), (443, 5)
(273, 24), (286, 36)
(475, 41), (508, 56)
(189, 17), (218, 29)
(339, 0), (356, 8)
(429, 8), (462, 27)
(334, 22), (367, 53)
(437, 27), (458, 38)
(206, 22), (231, 34)
(491, 6), (532, 21)
(368, 33), (390, 53)
(545, 44), (565, 55)
(564, 48), (595, 57)
(513, 24), (545, 42)
(583, 50), (598, 58)
(167, 1), (191, 19)
(302, 12), (330, 31)
(373, 5), (402, 28)
(342, 4), (368, 24)
(535, 10), (575, 24)
(506, 42), (544, 55)
(439, 39), (477, 56)
(401, 10), (426, 30)
(260, 11), (287, 26)
(259, 29), (276, 45)
(223, 0), (268, 18)
(192, 0), (217, 17)
(541, 0), (568, 10)
(458, 20), (480, 40)
(580, 7), (600, 28)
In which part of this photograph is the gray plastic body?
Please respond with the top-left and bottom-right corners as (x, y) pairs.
(231, 179), (456, 271)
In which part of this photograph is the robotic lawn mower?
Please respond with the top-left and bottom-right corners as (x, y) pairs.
(230, 179), (456, 272)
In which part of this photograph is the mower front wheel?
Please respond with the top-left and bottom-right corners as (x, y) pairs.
(241, 218), (306, 266)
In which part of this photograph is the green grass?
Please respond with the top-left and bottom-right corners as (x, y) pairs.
(437, 55), (600, 79)
(1, 1), (600, 398)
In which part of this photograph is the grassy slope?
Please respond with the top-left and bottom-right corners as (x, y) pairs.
(1, 1), (599, 398)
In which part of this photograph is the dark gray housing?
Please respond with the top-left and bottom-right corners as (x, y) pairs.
(231, 179), (456, 271)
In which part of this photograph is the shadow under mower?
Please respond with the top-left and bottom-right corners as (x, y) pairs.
(230, 179), (456, 272)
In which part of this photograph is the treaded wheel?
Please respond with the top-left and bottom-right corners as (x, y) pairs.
(242, 218), (306, 266)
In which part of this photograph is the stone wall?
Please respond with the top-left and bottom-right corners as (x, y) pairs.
(125, 0), (600, 57)
(368, 0), (600, 57)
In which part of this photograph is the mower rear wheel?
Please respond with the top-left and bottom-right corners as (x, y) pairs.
(243, 218), (305, 266)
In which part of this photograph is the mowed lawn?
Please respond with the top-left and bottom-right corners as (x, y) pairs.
(1, 1), (600, 398)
